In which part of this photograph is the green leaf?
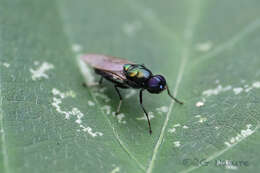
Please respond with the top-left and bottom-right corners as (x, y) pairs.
(1, 0), (260, 173)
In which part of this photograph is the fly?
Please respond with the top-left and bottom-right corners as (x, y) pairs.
(81, 54), (183, 134)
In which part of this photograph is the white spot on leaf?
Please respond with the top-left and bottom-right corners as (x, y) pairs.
(125, 89), (137, 99)
(88, 100), (95, 106)
(173, 141), (181, 147)
(79, 125), (103, 137)
(198, 117), (207, 123)
(93, 92), (111, 103)
(224, 124), (255, 147)
(196, 41), (212, 52)
(202, 85), (232, 97)
(156, 106), (169, 114)
(101, 105), (111, 115)
(233, 87), (243, 95)
(30, 62), (54, 80)
(0, 61), (10, 68)
(195, 115), (207, 123)
(51, 88), (103, 137)
(196, 101), (204, 107)
(202, 81), (260, 99)
(168, 123), (186, 133)
(52, 88), (76, 99)
(136, 112), (154, 121)
(110, 166), (120, 173)
(116, 113), (126, 124)
(122, 21), (142, 37)
(168, 128), (176, 133)
(72, 44), (82, 53)
(252, 81), (260, 88)
(2, 62), (10, 68)
(240, 80), (246, 83)
(173, 123), (181, 127)
(224, 142), (232, 147)
(111, 112), (127, 124)
(195, 115), (201, 118)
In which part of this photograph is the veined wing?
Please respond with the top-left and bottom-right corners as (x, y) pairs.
(94, 68), (127, 85)
(81, 54), (134, 71)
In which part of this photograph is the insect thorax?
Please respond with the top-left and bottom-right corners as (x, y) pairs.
(123, 64), (152, 87)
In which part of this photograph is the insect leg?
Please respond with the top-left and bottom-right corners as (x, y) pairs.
(166, 85), (183, 104)
(114, 85), (123, 115)
(82, 82), (87, 88)
(99, 77), (104, 85)
(139, 89), (152, 135)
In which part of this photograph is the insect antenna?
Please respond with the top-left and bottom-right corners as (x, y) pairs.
(166, 85), (184, 104)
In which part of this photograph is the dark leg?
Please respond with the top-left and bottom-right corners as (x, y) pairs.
(166, 85), (183, 104)
(114, 85), (123, 115)
(139, 89), (152, 135)
(82, 82), (87, 87)
(99, 77), (103, 85)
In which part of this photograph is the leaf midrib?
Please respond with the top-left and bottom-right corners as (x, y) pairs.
(145, 1), (204, 172)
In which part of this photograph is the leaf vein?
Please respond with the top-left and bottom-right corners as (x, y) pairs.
(192, 19), (260, 66)
(146, 1), (203, 172)
(123, 0), (182, 45)
(179, 124), (260, 173)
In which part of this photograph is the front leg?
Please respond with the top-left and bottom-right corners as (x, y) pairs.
(139, 89), (152, 134)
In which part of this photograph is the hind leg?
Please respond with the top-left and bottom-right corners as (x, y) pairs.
(114, 85), (123, 115)
(113, 84), (130, 115)
(139, 89), (152, 134)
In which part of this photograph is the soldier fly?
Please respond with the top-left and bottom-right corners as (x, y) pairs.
(81, 54), (183, 134)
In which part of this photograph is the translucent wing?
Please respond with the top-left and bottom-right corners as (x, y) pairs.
(81, 54), (134, 71)
(81, 54), (135, 80)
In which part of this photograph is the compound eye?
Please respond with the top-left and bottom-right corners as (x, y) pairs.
(147, 75), (166, 93)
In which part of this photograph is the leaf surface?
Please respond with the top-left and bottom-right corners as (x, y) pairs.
(1, 0), (260, 173)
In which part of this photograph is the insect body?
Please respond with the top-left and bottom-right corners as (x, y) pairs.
(81, 54), (183, 134)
